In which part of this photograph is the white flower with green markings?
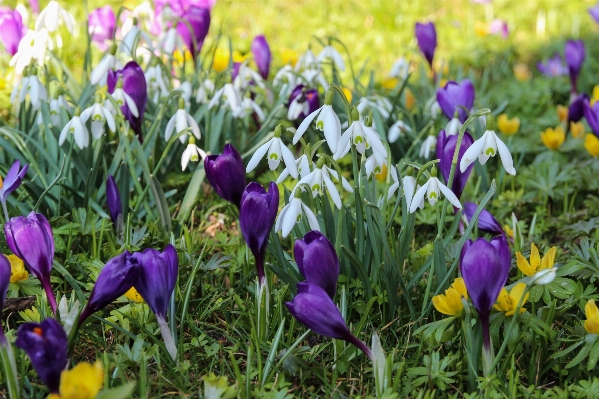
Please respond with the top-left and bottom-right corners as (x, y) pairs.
(275, 188), (320, 238)
(165, 98), (202, 143)
(293, 89), (341, 154)
(246, 125), (298, 178)
(409, 168), (462, 213)
(80, 94), (117, 139)
(59, 107), (89, 149)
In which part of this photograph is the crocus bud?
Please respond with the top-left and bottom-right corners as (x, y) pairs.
(286, 282), (372, 359)
(204, 144), (246, 208)
(79, 251), (140, 324)
(415, 21), (437, 69)
(88, 5), (115, 51)
(0, 160), (28, 204)
(252, 35), (271, 80)
(294, 231), (339, 299)
(4, 212), (57, 314)
(106, 175), (123, 226)
(0, 9), (25, 56)
(564, 40), (585, 94)
(568, 93), (588, 124)
(437, 80), (475, 123)
(15, 318), (67, 393)
(436, 130), (474, 199)
(239, 182), (279, 283)
(463, 202), (504, 235)
(107, 61), (147, 142)
(177, 6), (210, 61)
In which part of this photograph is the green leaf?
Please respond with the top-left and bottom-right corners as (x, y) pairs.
(95, 382), (136, 399)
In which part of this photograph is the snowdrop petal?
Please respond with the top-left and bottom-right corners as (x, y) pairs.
(437, 179), (462, 209)
(409, 181), (430, 213)
(460, 132), (486, 172)
(293, 107), (321, 144)
(246, 140), (272, 173)
(186, 114), (202, 140)
(282, 199), (302, 237)
(165, 115), (177, 141)
(280, 143), (299, 178)
(323, 174), (342, 209)
(495, 135), (516, 175)
(302, 203), (321, 231)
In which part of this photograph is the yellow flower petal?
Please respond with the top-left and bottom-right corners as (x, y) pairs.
(556, 105), (568, 123)
(341, 87), (352, 103)
(540, 126), (566, 150)
(404, 88), (415, 111)
(7, 254), (29, 283)
(513, 63), (531, 81)
(570, 122), (585, 139)
(58, 361), (104, 399)
(124, 286), (144, 303)
(540, 246), (557, 270)
(530, 243), (541, 272)
(585, 133), (599, 157)
(382, 77), (399, 90)
(586, 300), (599, 320)
(584, 318), (599, 335)
(516, 251), (534, 276)
(451, 277), (468, 300)
(497, 114), (520, 136)
(593, 86), (599, 103)
(432, 287), (464, 316)
(493, 283), (528, 316)
(212, 48), (230, 72)
(281, 49), (298, 67)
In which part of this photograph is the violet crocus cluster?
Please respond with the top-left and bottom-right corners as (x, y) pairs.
(437, 80), (475, 123)
(107, 61), (147, 142)
(204, 144), (246, 208)
(436, 130), (474, 200)
(88, 5), (116, 51)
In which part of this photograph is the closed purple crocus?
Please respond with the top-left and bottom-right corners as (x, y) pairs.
(436, 130), (474, 199)
(107, 61), (147, 142)
(590, 3), (599, 24)
(537, 54), (568, 77)
(288, 85), (320, 121)
(15, 318), (68, 393)
(294, 231), (339, 299)
(564, 40), (585, 94)
(177, 6), (210, 62)
(0, 160), (28, 204)
(239, 182), (279, 283)
(89, 6), (116, 51)
(0, 9), (25, 56)
(437, 80), (475, 123)
(78, 251), (140, 324)
(0, 255), (10, 341)
(252, 35), (271, 80)
(460, 236), (510, 354)
(569, 93), (588, 124)
(204, 144), (246, 208)
(286, 282), (372, 359)
(584, 99), (599, 137)
(106, 175), (123, 226)
(415, 21), (437, 69)
(5, 212), (57, 314)
(463, 202), (504, 235)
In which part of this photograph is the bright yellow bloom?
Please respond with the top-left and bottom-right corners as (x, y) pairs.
(375, 163), (388, 182)
(124, 286), (144, 303)
(48, 361), (103, 399)
(475, 21), (488, 37)
(513, 63), (531, 81)
(341, 87), (352, 103)
(7, 254), (28, 283)
(494, 283), (529, 316)
(585, 300), (599, 334)
(516, 243), (557, 277)
(556, 105), (568, 123)
(404, 88), (415, 111)
(497, 114), (520, 135)
(212, 48), (230, 72)
(173, 49), (193, 66)
(281, 49), (298, 67)
(503, 224), (514, 239)
(382, 77), (399, 90)
(570, 122), (585, 139)
(540, 126), (565, 150)
(432, 278), (468, 316)
(585, 134), (599, 157)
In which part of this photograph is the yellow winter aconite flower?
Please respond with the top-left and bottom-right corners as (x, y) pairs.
(212, 48), (231, 72)
(570, 122), (585, 139)
(281, 48), (298, 66)
(513, 63), (531, 81)
(382, 77), (399, 90)
(503, 224), (514, 239)
(432, 278), (468, 316)
(585, 134), (599, 157)
(124, 286), (144, 303)
(341, 87), (352, 103)
(404, 88), (415, 111)
(516, 243), (557, 277)
(173, 49), (193, 66)
(494, 283), (529, 316)
(584, 300), (599, 334)
(48, 361), (103, 399)
(556, 105), (568, 123)
(7, 254), (28, 283)
(540, 126), (565, 150)
(475, 21), (488, 37)
(497, 114), (520, 135)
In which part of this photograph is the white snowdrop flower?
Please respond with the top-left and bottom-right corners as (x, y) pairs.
(111, 78), (139, 117)
(402, 170), (424, 211)
(365, 151), (387, 177)
(165, 98), (202, 143)
(177, 81), (193, 107)
(460, 122), (516, 176)
(390, 57), (409, 80)
(208, 83), (241, 113)
(17, 72), (47, 110)
(371, 333), (387, 395)
(120, 21), (154, 56)
(35, 1), (75, 33)
(196, 79), (215, 104)
(357, 96), (393, 119)
(48, 94), (71, 126)
(293, 158), (353, 210)
(59, 108), (89, 149)
(273, 64), (297, 88)
(529, 267), (557, 286)
(335, 110), (387, 160)
(478, 115), (487, 130)
(246, 125), (298, 178)
(90, 43), (117, 86)
(388, 119), (412, 143)
(58, 295), (80, 336)
(445, 115), (462, 136)
(317, 45), (345, 71)
(234, 62), (265, 91)
(9, 29), (48, 74)
(409, 168), (462, 213)
(158, 3), (175, 27)
(181, 136), (207, 171)
(293, 90), (341, 154)
(80, 94), (117, 139)
(276, 154), (311, 184)
(295, 48), (318, 71)
(10, 76), (28, 105)
(275, 188), (320, 238)
(387, 165), (400, 200)
(430, 101), (441, 119)
(16, 4), (29, 26)
(233, 96), (265, 121)
(300, 66), (328, 89)
(145, 61), (169, 103)
(160, 24), (183, 54)
(288, 89), (310, 121)
(419, 134), (437, 159)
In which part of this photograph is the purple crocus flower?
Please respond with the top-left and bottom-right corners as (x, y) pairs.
(0, 9), (25, 56)
(191, 0), (216, 8)
(4, 212), (57, 314)
(415, 21), (437, 69)
(30, 0), (40, 14)
(437, 80), (475, 123)
(288, 85), (320, 121)
(0, 255), (10, 341)
(177, 6), (210, 62)
(78, 251), (140, 324)
(463, 202), (504, 235)
(0, 160), (28, 204)
(106, 175), (123, 226)
(294, 231), (339, 299)
(107, 61), (147, 142)
(204, 144), (246, 208)
(537, 54), (568, 77)
(88, 6), (116, 51)
(239, 182), (279, 283)
(564, 40), (585, 94)
(569, 93), (588, 124)
(590, 3), (599, 24)
(584, 99), (599, 137)
(15, 318), (67, 393)
(488, 19), (508, 39)
(286, 282), (372, 359)
(231, 62), (241, 81)
(436, 130), (474, 199)
(460, 235), (510, 361)
(252, 35), (271, 80)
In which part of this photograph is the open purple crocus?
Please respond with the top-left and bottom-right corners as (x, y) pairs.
(437, 80), (475, 123)
(463, 202), (504, 235)
(107, 61), (147, 142)
(415, 21), (436, 70)
(0, 8), (25, 56)
(88, 5), (116, 51)
(294, 231), (339, 299)
(252, 35), (271, 80)
(537, 54), (568, 77)
(204, 144), (246, 208)
(436, 130), (474, 199)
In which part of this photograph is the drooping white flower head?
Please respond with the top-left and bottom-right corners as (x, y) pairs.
(390, 57), (409, 81)
(233, 96), (265, 121)
(208, 83), (241, 113)
(59, 108), (89, 149)
(110, 77), (139, 117)
(388, 119), (412, 143)
(292, 158), (353, 210)
(145, 60), (170, 103)
(445, 113), (463, 136)
(273, 65), (297, 89)
(246, 124), (298, 178)
(35, 1), (75, 33)
(387, 165), (400, 200)
(394, 167), (424, 211)
(276, 154), (312, 184)
(299, 66), (328, 89)
(317, 44), (345, 71)
(120, 19), (154, 56)
(357, 96), (393, 120)
(419, 134), (437, 159)
(529, 267), (557, 286)
(58, 295), (80, 336)
(80, 94), (117, 140)
(234, 62), (266, 91)
(90, 43), (117, 86)
(9, 29), (49, 74)
(196, 79), (215, 104)
(335, 110), (387, 160)
(181, 136), (207, 171)
(159, 23), (183, 54)
(430, 100), (441, 120)
(293, 89), (341, 154)
(409, 168), (462, 213)
(365, 151), (388, 178)
(460, 116), (516, 175)
(295, 48), (318, 71)
(15, 71), (47, 110)
(275, 188), (320, 238)
(165, 98), (202, 143)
